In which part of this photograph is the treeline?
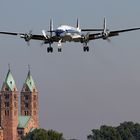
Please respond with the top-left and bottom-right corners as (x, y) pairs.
(87, 121), (140, 140)
(21, 129), (65, 140)
(21, 121), (140, 140)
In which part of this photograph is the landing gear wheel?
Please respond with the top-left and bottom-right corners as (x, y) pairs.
(58, 48), (62, 52)
(47, 47), (53, 53)
(83, 46), (89, 52)
(86, 46), (89, 52)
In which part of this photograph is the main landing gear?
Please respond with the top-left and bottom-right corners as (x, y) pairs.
(83, 46), (89, 52)
(83, 42), (89, 52)
(47, 47), (53, 53)
(47, 47), (62, 53)
(58, 48), (62, 52)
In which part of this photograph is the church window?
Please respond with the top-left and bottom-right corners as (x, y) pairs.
(25, 86), (29, 91)
(5, 94), (9, 100)
(7, 110), (9, 116)
(25, 95), (28, 100)
(25, 103), (28, 108)
(18, 130), (23, 135)
(5, 110), (9, 116)
(14, 94), (17, 100)
(25, 111), (29, 115)
(5, 102), (9, 107)
(5, 87), (9, 91)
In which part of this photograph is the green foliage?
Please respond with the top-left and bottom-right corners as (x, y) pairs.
(87, 122), (140, 140)
(21, 128), (65, 140)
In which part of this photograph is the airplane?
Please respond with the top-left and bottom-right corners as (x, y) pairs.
(0, 18), (140, 53)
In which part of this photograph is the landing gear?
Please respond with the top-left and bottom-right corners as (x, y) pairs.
(58, 39), (62, 52)
(83, 46), (89, 52)
(58, 48), (62, 52)
(83, 42), (89, 52)
(47, 47), (53, 53)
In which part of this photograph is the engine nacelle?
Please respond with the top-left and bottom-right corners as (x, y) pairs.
(102, 31), (109, 40)
(24, 34), (32, 42)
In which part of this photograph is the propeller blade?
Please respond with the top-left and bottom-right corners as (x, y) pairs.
(27, 41), (30, 46)
(107, 38), (111, 43)
(42, 30), (49, 39)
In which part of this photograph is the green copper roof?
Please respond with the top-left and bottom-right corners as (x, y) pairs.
(3, 69), (17, 91)
(18, 116), (31, 128)
(24, 70), (36, 92)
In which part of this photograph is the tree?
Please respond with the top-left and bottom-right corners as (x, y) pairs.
(21, 128), (65, 140)
(87, 121), (140, 140)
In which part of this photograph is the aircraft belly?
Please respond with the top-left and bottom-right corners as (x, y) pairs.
(63, 35), (81, 42)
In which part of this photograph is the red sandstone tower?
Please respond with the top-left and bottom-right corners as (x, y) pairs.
(1, 69), (18, 140)
(21, 70), (39, 128)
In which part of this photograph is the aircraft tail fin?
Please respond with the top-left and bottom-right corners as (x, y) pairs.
(49, 19), (54, 37)
(103, 18), (107, 32)
(76, 18), (80, 29)
(50, 19), (54, 32)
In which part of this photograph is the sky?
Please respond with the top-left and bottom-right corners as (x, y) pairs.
(0, 0), (140, 139)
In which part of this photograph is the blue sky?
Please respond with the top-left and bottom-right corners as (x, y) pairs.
(0, 0), (140, 139)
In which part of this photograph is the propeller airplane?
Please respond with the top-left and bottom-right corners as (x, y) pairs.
(0, 18), (140, 53)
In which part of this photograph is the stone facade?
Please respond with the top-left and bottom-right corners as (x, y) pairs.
(0, 69), (39, 140)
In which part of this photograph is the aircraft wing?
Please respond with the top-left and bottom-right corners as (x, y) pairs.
(88, 33), (103, 40)
(88, 27), (140, 40)
(0, 31), (46, 40)
(107, 27), (140, 37)
(81, 29), (103, 32)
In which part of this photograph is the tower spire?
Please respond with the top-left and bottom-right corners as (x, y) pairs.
(8, 63), (11, 71)
(28, 64), (30, 72)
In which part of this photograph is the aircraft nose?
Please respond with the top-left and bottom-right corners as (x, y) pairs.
(56, 29), (65, 36)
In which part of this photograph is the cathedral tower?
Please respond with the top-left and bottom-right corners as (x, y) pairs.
(0, 69), (18, 140)
(21, 70), (39, 128)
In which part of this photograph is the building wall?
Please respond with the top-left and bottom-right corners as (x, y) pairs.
(0, 128), (3, 140)
(0, 71), (39, 140)
(1, 90), (19, 140)
(17, 117), (37, 139)
(21, 89), (39, 128)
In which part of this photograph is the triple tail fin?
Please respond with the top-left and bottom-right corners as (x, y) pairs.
(103, 18), (107, 32)
(50, 19), (54, 32)
(76, 18), (80, 29)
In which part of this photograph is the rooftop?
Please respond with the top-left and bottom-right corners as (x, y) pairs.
(18, 116), (31, 128)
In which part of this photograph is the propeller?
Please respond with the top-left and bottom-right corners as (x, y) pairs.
(41, 19), (54, 52)
(20, 30), (33, 46)
(81, 32), (89, 41)
(102, 18), (110, 40)
(42, 30), (49, 39)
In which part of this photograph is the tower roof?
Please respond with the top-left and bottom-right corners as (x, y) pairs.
(18, 116), (32, 128)
(2, 69), (17, 91)
(23, 70), (37, 92)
